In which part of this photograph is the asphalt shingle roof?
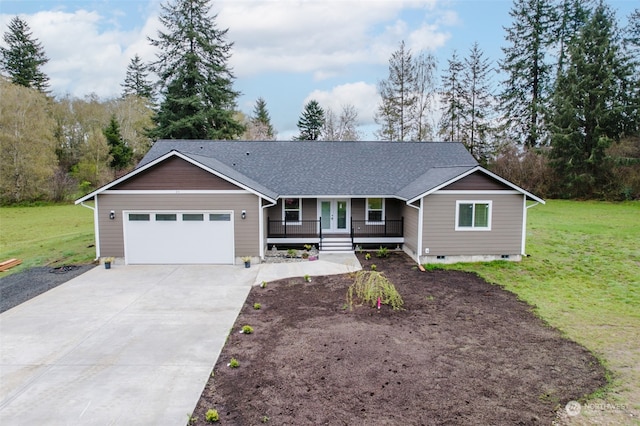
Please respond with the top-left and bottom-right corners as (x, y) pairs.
(138, 140), (479, 200)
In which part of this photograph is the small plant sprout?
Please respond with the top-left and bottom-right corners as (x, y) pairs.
(228, 358), (239, 368)
(253, 302), (262, 310)
(261, 415), (269, 423)
(376, 246), (389, 258)
(304, 274), (311, 282)
(241, 325), (254, 334)
(287, 248), (297, 258)
(205, 408), (219, 423)
(187, 414), (198, 424)
(260, 281), (267, 288)
(365, 252), (371, 260)
(304, 244), (312, 251)
(370, 264), (377, 271)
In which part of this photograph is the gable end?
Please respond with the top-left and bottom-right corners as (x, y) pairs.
(441, 171), (510, 191)
(113, 156), (241, 191)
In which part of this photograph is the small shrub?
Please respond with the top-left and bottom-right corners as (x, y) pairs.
(287, 248), (297, 258)
(376, 246), (389, 258)
(241, 325), (254, 334)
(229, 358), (239, 368)
(370, 264), (377, 271)
(205, 408), (219, 423)
(303, 244), (312, 251)
(253, 302), (261, 310)
(364, 253), (371, 260)
(346, 270), (404, 311)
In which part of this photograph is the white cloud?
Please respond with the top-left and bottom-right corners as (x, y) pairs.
(218, 0), (454, 78)
(304, 81), (380, 125)
(1, 9), (156, 99)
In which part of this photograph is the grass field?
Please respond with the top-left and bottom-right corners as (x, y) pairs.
(450, 200), (640, 424)
(0, 203), (95, 274)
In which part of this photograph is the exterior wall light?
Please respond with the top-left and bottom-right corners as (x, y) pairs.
(241, 210), (246, 220)
(109, 210), (115, 220)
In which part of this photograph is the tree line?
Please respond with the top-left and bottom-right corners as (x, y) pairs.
(1, 0), (638, 204)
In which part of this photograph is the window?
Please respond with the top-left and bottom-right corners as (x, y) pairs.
(283, 198), (301, 222)
(455, 201), (491, 230)
(209, 213), (231, 221)
(366, 198), (384, 223)
(156, 213), (177, 221)
(129, 213), (150, 221)
(183, 213), (204, 221)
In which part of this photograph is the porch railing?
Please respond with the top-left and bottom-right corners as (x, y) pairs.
(267, 217), (322, 238)
(350, 217), (404, 238)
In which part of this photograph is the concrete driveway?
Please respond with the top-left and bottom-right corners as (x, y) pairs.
(0, 263), (257, 425)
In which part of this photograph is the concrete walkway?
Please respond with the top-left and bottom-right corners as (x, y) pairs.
(0, 253), (359, 426)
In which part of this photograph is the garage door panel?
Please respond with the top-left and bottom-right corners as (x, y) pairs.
(124, 211), (234, 264)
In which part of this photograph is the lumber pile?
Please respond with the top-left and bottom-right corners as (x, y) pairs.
(0, 258), (22, 272)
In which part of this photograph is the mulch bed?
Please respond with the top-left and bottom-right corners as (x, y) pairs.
(191, 252), (606, 425)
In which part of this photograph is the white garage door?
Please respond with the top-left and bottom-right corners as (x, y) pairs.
(123, 211), (234, 264)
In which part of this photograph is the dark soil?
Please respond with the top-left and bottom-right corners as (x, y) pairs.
(191, 252), (606, 425)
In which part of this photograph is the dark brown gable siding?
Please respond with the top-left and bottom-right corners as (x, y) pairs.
(114, 156), (241, 190)
(442, 171), (509, 191)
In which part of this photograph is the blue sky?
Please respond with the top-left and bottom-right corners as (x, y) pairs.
(1, 0), (636, 139)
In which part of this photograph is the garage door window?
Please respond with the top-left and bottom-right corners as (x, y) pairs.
(210, 213), (231, 221)
(129, 213), (150, 221)
(156, 213), (177, 221)
(183, 213), (204, 221)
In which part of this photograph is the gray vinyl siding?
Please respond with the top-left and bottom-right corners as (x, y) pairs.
(402, 203), (419, 255)
(97, 193), (260, 258)
(422, 193), (524, 255)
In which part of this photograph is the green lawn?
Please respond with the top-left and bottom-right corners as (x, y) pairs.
(449, 200), (640, 421)
(0, 203), (95, 274)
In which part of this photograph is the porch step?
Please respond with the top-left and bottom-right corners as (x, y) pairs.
(320, 238), (353, 252)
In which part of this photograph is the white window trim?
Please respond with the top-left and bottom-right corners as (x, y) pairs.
(366, 198), (385, 225)
(282, 198), (302, 225)
(455, 200), (492, 231)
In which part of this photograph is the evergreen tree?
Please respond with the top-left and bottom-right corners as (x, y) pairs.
(549, 2), (634, 198)
(295, 100), (325, 141)
(250, 97), (275, 140)
(122, 54), (155, 100)
(148, 0), (244, 140)
(103, 115), (133, 171)
(499, 0), (555, 147)
(0, 17), (49, 92)
(553, 0), (592, 78)
(438, 50), (465, 142)
(461, 43), (495, 164)
(375, 41), (416, 141)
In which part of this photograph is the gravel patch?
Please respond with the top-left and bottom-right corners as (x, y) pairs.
(0, 264), (96, 313)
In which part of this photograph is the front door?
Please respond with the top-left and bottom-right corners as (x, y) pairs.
(320, 199), (349, 233)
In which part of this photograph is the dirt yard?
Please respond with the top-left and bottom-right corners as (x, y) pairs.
(191, 252), (606, 425)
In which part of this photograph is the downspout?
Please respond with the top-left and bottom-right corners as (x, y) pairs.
(522, 200), (540, 256)
(80, 199), (100, 260)
(405, 200), (421, 263)
(417, 198), (424, 264)
(260, 198), (276, 260)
